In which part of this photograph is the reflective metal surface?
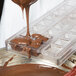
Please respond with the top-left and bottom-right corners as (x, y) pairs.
(0, 48), (76, 72)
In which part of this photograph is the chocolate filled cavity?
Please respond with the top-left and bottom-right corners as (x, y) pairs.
(10, 34), (48, 58)
(10, 0), (49, 58)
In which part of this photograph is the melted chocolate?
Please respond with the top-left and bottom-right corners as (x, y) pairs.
(12, 0), (38, 36)
(10, 0), (50, 59)
(0, 64), (66, 76)
(0, 57), (67, 76)
(3, 55), (15, 68)
(11, 0), (49, 58)
(10, 34), (48, 58)
(12, 0), (38, 7)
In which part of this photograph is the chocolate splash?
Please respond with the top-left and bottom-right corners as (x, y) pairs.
(0, 63), (67, 76)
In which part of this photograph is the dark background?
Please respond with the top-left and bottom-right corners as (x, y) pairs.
(0, 0), (4, 20)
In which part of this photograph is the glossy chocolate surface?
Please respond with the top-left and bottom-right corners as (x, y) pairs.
(0, 56), (66, 76)
(10, 34), (48, 58)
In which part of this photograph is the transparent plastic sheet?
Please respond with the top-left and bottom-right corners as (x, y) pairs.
(6, 0), (76, 65)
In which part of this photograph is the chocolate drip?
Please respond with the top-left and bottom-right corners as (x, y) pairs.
(21, 5), (24, 18)
(12, 0), (38, 37)
(3, 55), (15, 68)
(25, 6), (30, 36)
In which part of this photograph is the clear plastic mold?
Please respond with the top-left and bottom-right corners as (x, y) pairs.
(6, 0), (76, 65)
